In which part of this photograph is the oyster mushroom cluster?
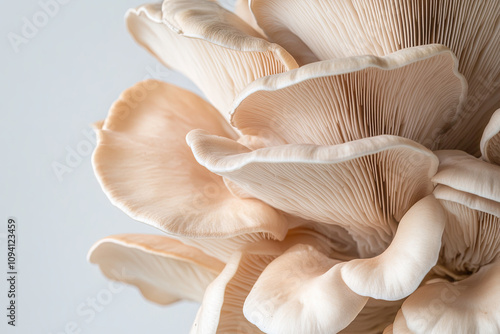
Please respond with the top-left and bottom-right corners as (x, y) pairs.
(88, 0), (500, 333)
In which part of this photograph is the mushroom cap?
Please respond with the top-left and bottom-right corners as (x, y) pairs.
(187, 130), (438, 256)
(230, 44), (466, 149)
(126, 1), (297, 118)
(249, 0), (500, 154)
(481, 109), (500, 165)
(88, 234), (224, 304)
(92, 80), (288, 261)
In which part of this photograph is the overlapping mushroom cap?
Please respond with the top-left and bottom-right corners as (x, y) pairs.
(88, 0), (500, 333)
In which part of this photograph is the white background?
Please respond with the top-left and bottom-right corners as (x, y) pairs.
(0, 0), (232, 333)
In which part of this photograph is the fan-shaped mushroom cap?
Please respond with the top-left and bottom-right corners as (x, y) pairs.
(187, 130), (438, 256)
(393, 261), (500, 333)
(126, 1), (297, 119)
(481, 109), (500, 165)
(231, 45), (466, 149)
(432, 150), (500, 203)
(250, 0), (500, 154)
(93, 80), (288, 261)
(244, 244), (368, 334)
(88, 234), (224, 304)
(433, 185), (500, 274)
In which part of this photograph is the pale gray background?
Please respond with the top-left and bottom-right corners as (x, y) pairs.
(0, 0), (237, 333)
